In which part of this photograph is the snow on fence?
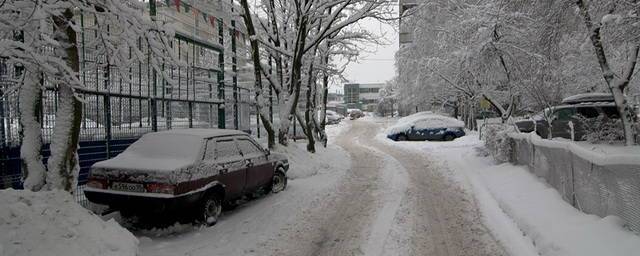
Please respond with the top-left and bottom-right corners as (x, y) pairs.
(508, 133), (640, 233)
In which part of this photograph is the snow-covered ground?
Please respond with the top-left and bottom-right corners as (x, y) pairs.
(0, 189), (138, 256)
(4, 117), (639, 256)
(374, 116), (640, 256)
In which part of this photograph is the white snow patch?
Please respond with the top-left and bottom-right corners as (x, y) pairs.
(277, 121), (351, 179)
(0, 189), (138, 256)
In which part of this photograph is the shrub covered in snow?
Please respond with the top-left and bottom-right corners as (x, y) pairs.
(482, 123), (516, 163)
(0, 189), (138, 256)
(575, 115), (625, 144)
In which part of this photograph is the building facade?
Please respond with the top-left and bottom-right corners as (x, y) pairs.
(343, 83), (385, 111)
(399, 0), (419, 46)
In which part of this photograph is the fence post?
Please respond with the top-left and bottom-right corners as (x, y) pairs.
(256, 105), (260, 138)
(151, 99), (157, 132)
(188, 102), (193, 128)
(217, 17), (225, 129)
(230, 1), (239, 130)
(104, 93), (112, 158)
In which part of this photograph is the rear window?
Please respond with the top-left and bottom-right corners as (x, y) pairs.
(126, 134), (202, 161)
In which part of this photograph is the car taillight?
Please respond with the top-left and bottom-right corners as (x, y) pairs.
(86, 178), (107, 189)
(146, 183), (176, 194)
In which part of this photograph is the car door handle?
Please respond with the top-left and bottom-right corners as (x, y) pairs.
(219, 168), (228, 175)
(245, 160), (254, 167)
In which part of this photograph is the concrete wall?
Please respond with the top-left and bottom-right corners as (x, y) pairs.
(509, 133), (640, 233)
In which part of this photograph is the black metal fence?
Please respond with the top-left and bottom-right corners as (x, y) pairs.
(0, 10), (255, 199)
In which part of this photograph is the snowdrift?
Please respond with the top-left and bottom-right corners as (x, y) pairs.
(386, 111), (464, 135)
(0, 189), (138, 256)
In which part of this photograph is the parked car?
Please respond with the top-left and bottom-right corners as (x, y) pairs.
(386, 112), (466, 141)
(84, 129), (289, 226)
(515, 93), (620, 140)
(348, 109), (365, 120)
(325, 110), (343, 125)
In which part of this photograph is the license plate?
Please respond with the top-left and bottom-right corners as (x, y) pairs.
(111, 182), (145, 193)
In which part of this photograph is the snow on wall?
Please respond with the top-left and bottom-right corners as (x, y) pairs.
(0, 189), (138, 256)
(508, 132), (640, 233)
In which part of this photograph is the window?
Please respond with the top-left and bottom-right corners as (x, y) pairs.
(203, 139), (215, 160)
(553, 108), (574, 121)
(236, 139), (263, 157)
(215, 139), (241, 162)
(576, 107), (599, 118)
(602, 106), (620, 119)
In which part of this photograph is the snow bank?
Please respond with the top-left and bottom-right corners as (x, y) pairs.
(386, 112), (464, 135)
(480, 164), (640, 256)
(276, 122), (351, 179)
(0, 189), (138, 256)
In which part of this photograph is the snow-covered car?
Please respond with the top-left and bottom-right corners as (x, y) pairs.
(515, 93), (620, 140)
(348, 109), (364, 120)
(386, 112), (465, 141)
(326, 110), (343, 125)
(84, 129), (289, 226)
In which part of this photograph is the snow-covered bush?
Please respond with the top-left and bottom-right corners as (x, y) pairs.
(482, 123), (516, 163)
(575, 115), (625, 144)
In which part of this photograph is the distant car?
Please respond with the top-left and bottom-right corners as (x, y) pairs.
(325, 110), (343, 125)
(348, 109), (364, 120)
(386, 112), (466, 141)
(84, 129), (289, 226)
(515, 93), (620, 140)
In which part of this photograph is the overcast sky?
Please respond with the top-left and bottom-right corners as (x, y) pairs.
(330, 18), (398, 93)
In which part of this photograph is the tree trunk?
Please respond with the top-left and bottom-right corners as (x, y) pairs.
(46, 9), (83, 193)
(279, 14), (309, 146)
(577, 0), (638, 146)
(19, 72), (46, 191)
(239, 0), (276, 148)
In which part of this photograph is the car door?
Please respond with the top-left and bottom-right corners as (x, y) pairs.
(551, 108), (575, 139)
(214, 138), (247, 199)
(236, 137), (272, 191)
(412, 120), (431, 141)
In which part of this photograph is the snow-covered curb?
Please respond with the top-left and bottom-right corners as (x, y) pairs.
(0, 189), (138, 256)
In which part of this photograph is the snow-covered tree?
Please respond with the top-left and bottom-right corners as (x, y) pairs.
(240, 0), (395, 151)
(1, 0), (179, 192)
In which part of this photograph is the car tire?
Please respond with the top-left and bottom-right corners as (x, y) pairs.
(271, 169), (287, 193)
(200, 192), (222, 226)
(397, 135), (408, 141)
(444, 134), (455, 141)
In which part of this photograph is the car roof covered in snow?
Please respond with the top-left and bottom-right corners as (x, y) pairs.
(562, 93), (614, 104)
(150, 128), (247, 139)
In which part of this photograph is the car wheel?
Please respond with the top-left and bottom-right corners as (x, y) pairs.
(200, 192), (222, 226)
(444, 134), (455, 141)
(271, 169), (287, 193)
(397, 135), (408, 141)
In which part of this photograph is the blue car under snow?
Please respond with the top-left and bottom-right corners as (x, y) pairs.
(386, 113), (466, 141)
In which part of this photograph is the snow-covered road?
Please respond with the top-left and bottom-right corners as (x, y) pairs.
(137, 119), (507, 256)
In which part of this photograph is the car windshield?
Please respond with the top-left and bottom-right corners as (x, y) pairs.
(125, 133), (203, 162)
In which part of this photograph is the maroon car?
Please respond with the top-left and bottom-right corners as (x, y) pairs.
(84, 129), (288, 225)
